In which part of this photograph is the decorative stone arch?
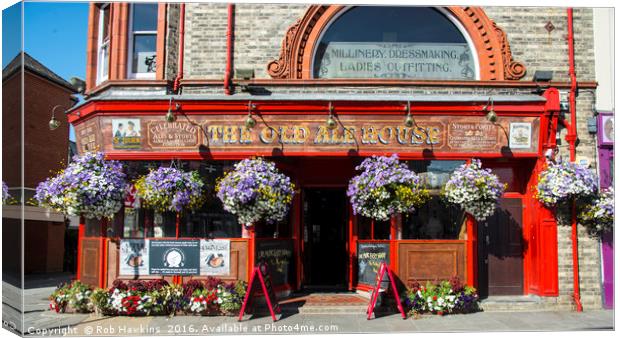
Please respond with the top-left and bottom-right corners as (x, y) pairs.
(267, 5), (526, 81)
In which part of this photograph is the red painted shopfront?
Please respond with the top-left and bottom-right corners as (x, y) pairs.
(68, 88), (561, 298)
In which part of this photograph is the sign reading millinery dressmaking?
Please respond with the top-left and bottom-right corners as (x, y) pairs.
(78, 115), (540, 155)
(149, 240), (200, 275)
(199, 239), (230, 276)
(315, 42), (476, 80)
(119, 239), (150, 276)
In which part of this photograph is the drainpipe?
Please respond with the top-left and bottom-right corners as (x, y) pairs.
(173, 3), (186, 94)
(224, 4), (234, 95)
(566, 7), (583, 312)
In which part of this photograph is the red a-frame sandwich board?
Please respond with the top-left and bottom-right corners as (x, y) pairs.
(366, 261), (407, 320)
(238, 263), (281, 322)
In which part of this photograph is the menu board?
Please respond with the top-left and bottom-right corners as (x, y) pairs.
(357, 242), (390, 286)
(255, 239), (294, 286)
(149, 240), (200, 275)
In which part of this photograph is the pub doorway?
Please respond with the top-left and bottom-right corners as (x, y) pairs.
(478, 198), (524, 297)
(302, 188), (349, 289)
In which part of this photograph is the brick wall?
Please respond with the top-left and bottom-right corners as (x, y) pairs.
(102, 4), (605, 309)
(23, 72), (73, 189)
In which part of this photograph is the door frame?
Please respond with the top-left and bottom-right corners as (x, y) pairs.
(298, 185), (352, 290)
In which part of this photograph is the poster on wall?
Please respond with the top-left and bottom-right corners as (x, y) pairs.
(149, 240), (200, 275)
(200, 239), (230, 276)
(119, 239), (150, 276)
(509, 122), (532, 149)
(601, 115), (614, 144)
(357, 242), (390, 286)
(112, 118), (142, 149)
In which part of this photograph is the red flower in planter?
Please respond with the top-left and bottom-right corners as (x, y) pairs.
(122, 295), (142, 315)
(433, 296), (438, 301)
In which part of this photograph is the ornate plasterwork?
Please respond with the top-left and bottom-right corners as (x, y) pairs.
(267, 5), (526, 81)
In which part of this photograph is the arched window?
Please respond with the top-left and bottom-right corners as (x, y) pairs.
(312, 7), (478, 80)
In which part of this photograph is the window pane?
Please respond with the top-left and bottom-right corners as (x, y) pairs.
(357, 217), (390, 240)
(85, 218), (101, 237)
(402, 196), (466, 240)
(132, 3), (158, 31)
(101, 5), (110, 41)
(132, 34), (156, 73)
(406, 160), (466, 190)
(313, 7), (475, 79)
(99, 44), (109, 80)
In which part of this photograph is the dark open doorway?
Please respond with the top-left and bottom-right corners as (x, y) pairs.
(302, 188), (348, 289)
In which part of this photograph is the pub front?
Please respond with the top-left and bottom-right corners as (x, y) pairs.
(66, 3), (603, 307)
(69, 90), (561, 299)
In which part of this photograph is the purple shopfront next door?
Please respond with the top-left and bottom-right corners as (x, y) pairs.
(598, 113), (614, 309)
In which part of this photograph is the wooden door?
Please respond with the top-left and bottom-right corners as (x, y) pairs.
(479, 198), (524, 296)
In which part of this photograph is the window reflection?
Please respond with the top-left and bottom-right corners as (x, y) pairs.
(403, 197), (466, 240)
(313, 7), (475, 79)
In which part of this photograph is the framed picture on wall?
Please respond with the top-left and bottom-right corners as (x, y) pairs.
(599, 114), (614, 146)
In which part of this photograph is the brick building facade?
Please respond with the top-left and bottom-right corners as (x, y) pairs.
(69, 3), (610, 311)
(2, 52), (78, 276)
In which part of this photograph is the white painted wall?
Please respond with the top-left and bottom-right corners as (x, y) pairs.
(593, 8), (614, 112)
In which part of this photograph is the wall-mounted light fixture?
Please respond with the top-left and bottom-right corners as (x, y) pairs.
(404, 101), (415, 127)
(165, 97), (181, 123)
(245, 101), (257, 129)
(49, 105), (65, 130)
(326, 102), (337, 130)
(483, 97), (497, 123)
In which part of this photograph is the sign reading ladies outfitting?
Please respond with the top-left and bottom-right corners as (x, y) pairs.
(149, 240), (200, 275)
(315, 42), (476, 80)
(77, 115), (540, 155)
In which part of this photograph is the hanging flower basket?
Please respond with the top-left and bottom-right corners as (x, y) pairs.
(215, 157), (295, 225)
(442, 159), (505, 221)
(347, 154), (428, 221)
(135, 167), (206, 213)
(578, 187), (614, 236)
(535, 160), (597, 207)
(2, 181), (10, 205)
(34, 152), (127, 219)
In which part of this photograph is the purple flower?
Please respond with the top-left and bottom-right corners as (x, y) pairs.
(135, 167), (205, 213)
(443, 159), (505, 221)
(347, 154), (426, 221)
(536, 160), (597, 206)
(216, 157), (295, 225)
(34, 152), (126, 219)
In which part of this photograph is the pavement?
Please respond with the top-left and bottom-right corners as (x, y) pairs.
(1, 276), (614, 336)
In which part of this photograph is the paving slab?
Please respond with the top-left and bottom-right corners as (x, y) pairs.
(4, 309), (612, 336)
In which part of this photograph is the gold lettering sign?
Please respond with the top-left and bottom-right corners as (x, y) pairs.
(147, 121), (200, 149)
(85, 115), (540, 155)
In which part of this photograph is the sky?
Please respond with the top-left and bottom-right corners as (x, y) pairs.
(2, 0), (89, 141)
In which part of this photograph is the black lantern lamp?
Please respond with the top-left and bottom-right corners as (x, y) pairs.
(326, 102), (337, 130)
(49, 105), (65, 130)
(166, 97), (181, 123)
(404, 101), (415, 127)
(245, 102), (257, 129)
(483, 97), (497, 123)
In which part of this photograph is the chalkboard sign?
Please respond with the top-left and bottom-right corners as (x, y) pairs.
(255, 239), (294, 286)
(358, 242), (390, 285)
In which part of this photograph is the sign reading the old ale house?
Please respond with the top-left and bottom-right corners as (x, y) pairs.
(80, 114), (539, 155)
